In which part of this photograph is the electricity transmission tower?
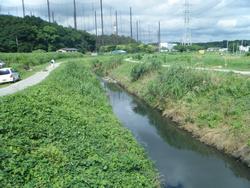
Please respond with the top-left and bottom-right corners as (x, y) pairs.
(22, 0), (25, 17)
(183, 0), (192, 46)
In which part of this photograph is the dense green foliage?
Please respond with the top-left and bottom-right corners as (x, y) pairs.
(0, 15), (95, 53)
(146, 66), (212, 100)
(0, 60), (158, 187)
(130, 60), (161, 81)
(174, 44), (204, 52)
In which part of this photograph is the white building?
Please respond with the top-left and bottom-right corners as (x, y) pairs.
(57, 48), (78, 53)
(160, 43), (177, 52)
(239, 45), (250, 53)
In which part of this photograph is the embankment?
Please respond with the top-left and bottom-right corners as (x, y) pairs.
(93, 57), (250, 167)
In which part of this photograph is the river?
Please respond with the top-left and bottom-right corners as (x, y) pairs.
(102, 81), (250, 188)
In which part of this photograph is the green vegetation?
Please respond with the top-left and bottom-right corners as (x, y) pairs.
(130, 52), (250, 71)
(0, 52), (83, 83)
(0, 60), (158, 187)
(93, 55), (250, 160)
(0, 15), (95, 53)
(130, 60), (161, 81)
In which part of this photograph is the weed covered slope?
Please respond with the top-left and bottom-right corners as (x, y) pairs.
(0, 61), (158, 187)
(94, 56), (250, 166)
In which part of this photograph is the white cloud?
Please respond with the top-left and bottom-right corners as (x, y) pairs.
(217, 19), (237, 28)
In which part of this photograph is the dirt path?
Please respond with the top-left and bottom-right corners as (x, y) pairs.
(0, 63), (61, 97)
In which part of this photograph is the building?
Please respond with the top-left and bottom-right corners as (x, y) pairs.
(57, 48), (78, 53)
(219, 48), (228, 53)
(207, 47), (220, 52)
(239, 45), (250, 53)
(160, 43), (177, 52)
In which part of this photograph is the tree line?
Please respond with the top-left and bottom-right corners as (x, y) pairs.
(0, 15), (138, 53)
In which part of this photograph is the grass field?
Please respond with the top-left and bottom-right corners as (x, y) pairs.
(0, 59), (158, 187)
(131, 52), (250, 71)
(93, 55), (250, 164)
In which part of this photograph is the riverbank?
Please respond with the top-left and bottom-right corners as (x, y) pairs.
(93, 56), (250, 167)
(0, 59), (159, 187)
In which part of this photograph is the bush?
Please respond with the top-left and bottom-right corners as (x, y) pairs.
(131, 60), (162, 81)
(147, 66), (212, 100)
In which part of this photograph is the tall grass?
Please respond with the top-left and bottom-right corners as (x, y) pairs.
(146, 66), (212, 101)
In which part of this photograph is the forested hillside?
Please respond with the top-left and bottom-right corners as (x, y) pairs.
(0, 15), (96, 53)
(0, 15), (139, 53)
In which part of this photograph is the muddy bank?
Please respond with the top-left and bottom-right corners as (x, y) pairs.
(106, 76), (250, 167)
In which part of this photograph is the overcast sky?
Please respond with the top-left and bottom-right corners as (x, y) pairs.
(1, 0), (250, 43)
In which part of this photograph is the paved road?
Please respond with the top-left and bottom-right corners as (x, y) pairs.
(0, 63), (61, 97)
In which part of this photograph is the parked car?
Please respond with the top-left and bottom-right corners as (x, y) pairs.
(0, 68), (20, 84)
(0, 60), (6, 68)
(111, 50), (127, 55)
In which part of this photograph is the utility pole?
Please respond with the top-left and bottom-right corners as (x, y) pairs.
(73, 0), (77, 30)
(16, 36), (19, 52)
(94, 10), (98, 52)
(47, 0), (51, 22)
(136, 20), (139, 42)
(100, 0), (104, 35)
(130, 7), (133, 39)
(95, 11), (98, 37)
(52, 11), (55, 23)
(158, 21), (161, 51)
(115, 10), (118, 35)
(22, 0), (25, 17)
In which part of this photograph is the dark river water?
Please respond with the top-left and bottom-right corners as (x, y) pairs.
(101, 81), (250, 188)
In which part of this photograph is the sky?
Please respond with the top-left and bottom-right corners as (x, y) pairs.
(1, 0), (250, 43)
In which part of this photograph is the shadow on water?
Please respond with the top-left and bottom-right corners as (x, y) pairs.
(101, 81), (250, 188)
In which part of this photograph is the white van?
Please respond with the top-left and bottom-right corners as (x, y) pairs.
(0, 68), (20, 84)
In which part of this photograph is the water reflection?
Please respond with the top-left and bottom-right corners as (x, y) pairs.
(103, 81), (250, 188)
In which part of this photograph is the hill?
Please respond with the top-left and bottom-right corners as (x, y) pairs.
(0, 15), (96, 53)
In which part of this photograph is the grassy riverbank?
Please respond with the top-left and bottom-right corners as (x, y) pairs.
(0, 59), (159, 187)
(130, 52), (250, 71)
(93, 55), (250, 166)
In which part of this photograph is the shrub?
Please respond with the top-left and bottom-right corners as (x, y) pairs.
(147, 66), (212, 100)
